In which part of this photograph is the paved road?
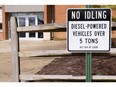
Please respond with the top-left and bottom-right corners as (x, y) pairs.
(0, 40), (66, 82)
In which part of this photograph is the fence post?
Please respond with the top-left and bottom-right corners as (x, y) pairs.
(10, 17), (20, 82)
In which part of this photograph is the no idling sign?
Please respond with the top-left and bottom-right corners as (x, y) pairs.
(67, 8), (111, 53)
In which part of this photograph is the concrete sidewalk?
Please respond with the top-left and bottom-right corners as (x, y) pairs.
(0, 40), (66, 53)
(0, 40), (66, 82)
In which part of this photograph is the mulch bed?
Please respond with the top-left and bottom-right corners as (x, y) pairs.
(36, 56), (116, 75)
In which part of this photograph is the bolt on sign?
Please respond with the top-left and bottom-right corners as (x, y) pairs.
(67, 8), (111, 53)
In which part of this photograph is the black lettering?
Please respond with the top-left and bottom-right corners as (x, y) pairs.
(86, 23), (107, 29)
(94, 31), (105, 36)
(71, 24), (77, 29)
(80, 38), (83, 43)
(76, 31), (92, 36)
(85, 38), (98, 44)
(73, 31), (78, 36)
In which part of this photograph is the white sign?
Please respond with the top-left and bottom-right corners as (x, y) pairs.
(67, 8), (111, 53)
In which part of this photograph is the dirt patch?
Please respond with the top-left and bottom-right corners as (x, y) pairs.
(37, 56), (116, 75)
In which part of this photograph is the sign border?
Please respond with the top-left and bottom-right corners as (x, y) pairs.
(67, 8), (112, 53)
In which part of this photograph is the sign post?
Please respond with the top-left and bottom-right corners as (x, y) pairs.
(67, 8), (111, 82)
(86, 52), (92, 82)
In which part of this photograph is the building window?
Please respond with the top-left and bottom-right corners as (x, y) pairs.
(37, 13), (44, 38)
(38, 12), (44, 24)
(13, 12), (44, 39)
(0, 8), (2, 32)
(18, 17), (26, 37)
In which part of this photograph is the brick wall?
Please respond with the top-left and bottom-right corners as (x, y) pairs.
(112, 30), (116, 38)
(53, 5), (85, 40)
(0, 5), (8, 40)
(0, 6), (4, 40)
(111, 9), (116, 39)
(44, 5), (116, 40)
(0, 32), (3, 40)
(2, 5), (8, 40)
(44, 5), (53, 24)
(112, 9), (116, 18)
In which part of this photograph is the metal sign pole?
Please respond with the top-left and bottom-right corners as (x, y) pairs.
(86, 52), (92, 82)
(86, 5), (92, 82)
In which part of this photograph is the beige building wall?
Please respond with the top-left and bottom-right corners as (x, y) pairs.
(4, 5), (51, 41)
(5, 5), (44, 12)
